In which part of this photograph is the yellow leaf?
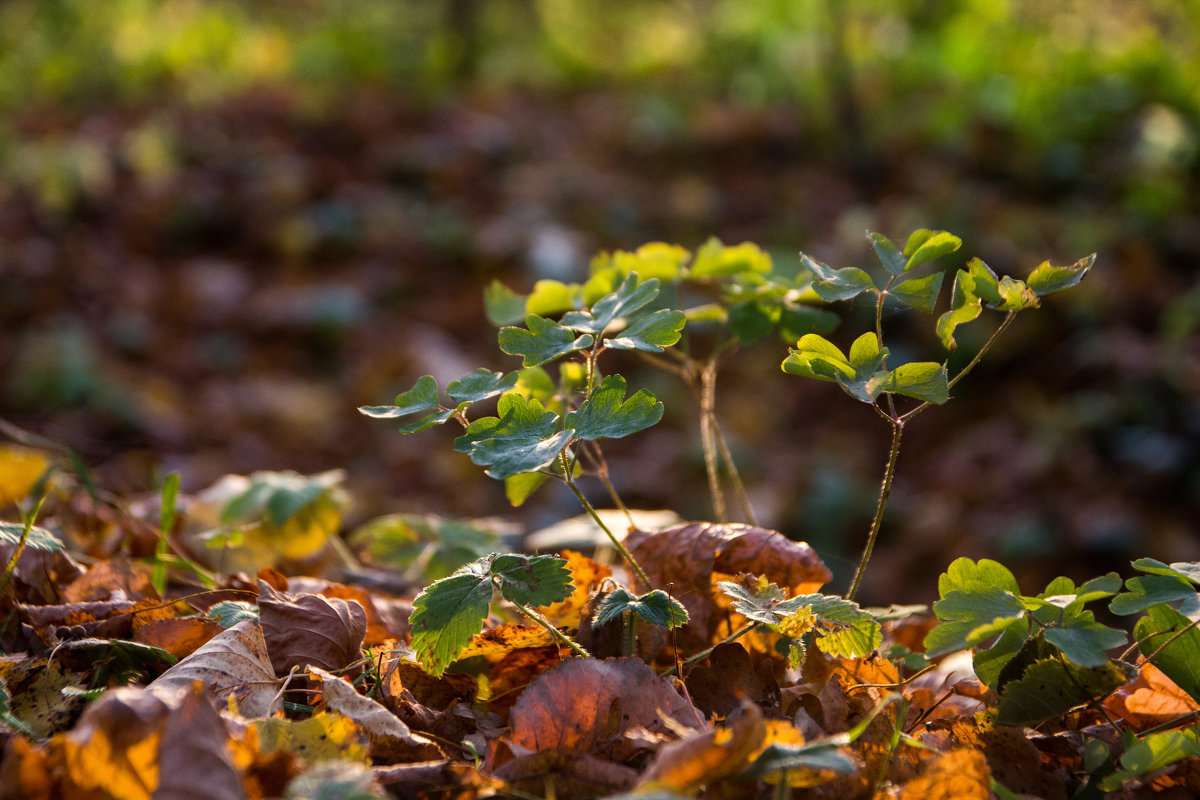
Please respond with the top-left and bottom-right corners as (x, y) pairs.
(256, 712), (368, 764)
(0, 445), (50, 508)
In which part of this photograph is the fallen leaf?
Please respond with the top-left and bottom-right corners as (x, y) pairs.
(0, 733), (53, 800)
(133, 617), (225, 660)
(61, 556), (158, 603)
(1105, 661), (1200, 730)
(283, 760), (387, 799)
(637, 702), (766, 792)
(380, 658), (477, 712)
(5, 659), (89, 738)
(491, 749), (639, 798)
(508, 657), (697, 754)
(150, 619), (279, 717)
(899, 747), (990, 800)
(684, 642), (779, 717)
(257, 580), (367, 676)
(0, 445), (50, 509)
(309, 666), (442, 761)
(50, 683), (244, 800)
(458, 623), (555, 659)
(256, 713), (369, 765)
(485, 646), (564, 722)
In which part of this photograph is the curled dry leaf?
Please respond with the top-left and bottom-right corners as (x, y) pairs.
(48, 683), (244, 800)
(637, 701), (766, 793)
(308, 666), (443, 762)
(257, 580), (367, 676)
(626, 522), (831, 650)
(508, 657), (698, 754)
(150, 619), (279, 717)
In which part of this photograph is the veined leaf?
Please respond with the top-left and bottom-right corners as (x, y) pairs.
(0, 521), (63, 552)
(889, 271), (944, 312)
(492, 553), (574, 607)
(358, 374), (441, 419)
(938, 557), (1021, 596)
(996, 276), (1040, 311)
(565, 375), (664, 441)
(594, 588), (689, 629)
(454, 394), (573, 479)
(446, 369), (519, 404)
(1110, 574), (1200, 618)
(924, 586), (1026, 657)
(885, 361), (949, 404)
(561, 274), (660, 334)
(409, 569), (495, 678)
(605, 308), (686, 352)
(800, 254), (877, 302)
(499, 314), (594, 367)
(902, 229), (962, 272)
(719, 580), (789, 625)
(1028, 253), (1095, 296)
(868, 231), (907, 276)
(995, 657), (1132, 727)
(782, 333), (856, 382)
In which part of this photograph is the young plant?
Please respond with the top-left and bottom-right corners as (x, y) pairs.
(781, 230), (1094, 599)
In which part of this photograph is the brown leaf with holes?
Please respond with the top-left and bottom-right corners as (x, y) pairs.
(509, 657), (698, 754)
(257, 580), (366, 676)
(626, 522), (831, 650)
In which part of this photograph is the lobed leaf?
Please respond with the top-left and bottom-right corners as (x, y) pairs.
(454, 393), (573, 479)
(560, 273), (660, 334)
(1109, 574), (1200, 618)
(995, 657), (1133, 727)
(1041, 607), (1126, 668)
(595, 588), (689, 629)
(688, 238), (772, 278)
(801, 254), (876, 302)
(499, 314), (594, 367)
(445, 368), (519, 404)
(409, 569), (495, 678)
(605, 308), (686, 352)
(924, 586), (1026, 657)
(565, 375), (664, 441)
(868, 231), (907, 276)
(938, 557), (1021, 596)
(484, 280), (527, 326)
(358, 374), (442, 420)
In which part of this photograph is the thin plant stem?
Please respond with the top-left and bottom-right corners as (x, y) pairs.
(0, 490), (50, 600)
(659, 621), (758, 678)
(512, 601), (592, 659)
(902, 311), (1019, 424)
(710, 420), (758, 526)
(562, 453), (652, 588)
(846, 416), (904, 601)
(698, 359), (728, 523)
(584, 441), (635, 529)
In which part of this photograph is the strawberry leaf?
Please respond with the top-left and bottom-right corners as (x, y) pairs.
(409, 567), (495, 677)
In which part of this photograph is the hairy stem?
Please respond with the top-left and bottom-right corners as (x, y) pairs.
(512, 601), (592, 659)
(562, 453), (652, 588)
(846, 416), (904, 601)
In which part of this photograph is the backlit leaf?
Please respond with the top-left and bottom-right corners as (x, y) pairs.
(505, 471), (549, 507)
(358, 374), (440, 419)
(499, 314), (594, 367)
(605, 308), (686, 352)
(445, 368), (519, 404)
(561, 273), (659, 334)
(409, 569), (494, 678)
(1133, 604), (1200, 704)
(902, 229), (962, 271)
(938, 557), (1021, 596)
(801, 254), (877, 302)
(0, 520), (63, 552)
(565, 375), (664, 440)
(781, 333), (855, 381)
(525, 279), (579, 317)
(1110, 575), (1200, 617)
(688, 238), (771, 278)
(868, 231), (907, 276)
(1042, 608), (1126, 668)
(996, 276), (1039, 311)
(485, 279), (528, 326)
(925, 586), (1026, 657)
(885, 361), (950, 404)
(1027, 253), (1096, 296)
(595, 588), (689, 629)
(890, 271), (944, 312)
(493, 553), (574, 607)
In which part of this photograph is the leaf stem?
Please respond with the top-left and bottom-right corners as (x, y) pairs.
(561, 452), (652, 588)
(584, 441), (635, 529)
(698, 359), (728, 523)
(658, 621), (758, 678)
(846, 415), (904, 602)
(511, 600), (592, 659)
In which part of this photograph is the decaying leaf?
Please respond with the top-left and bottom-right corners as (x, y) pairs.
(133, 617), (226, 660)
(309, 666), (443, 761)
(150, 619), (279, 717)
(256, 712), (369, 765)
(509, 657), (698, 754)
(258, 580), (367, 676)
(534, 549), (612, 628)
(637, 702), (767, 793)
(457, 623), (555, 659)
(898, 747), (990, 800)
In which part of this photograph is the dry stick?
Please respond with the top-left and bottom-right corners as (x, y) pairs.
(697, 366), (728, 523)
(699, 359), (758, 526)
(584, 441), (636, 530)
(846, 415), (903, 602)
(562, 452), (652, 589)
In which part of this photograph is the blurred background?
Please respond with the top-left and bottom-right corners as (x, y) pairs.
(1, 0), (1198, 602)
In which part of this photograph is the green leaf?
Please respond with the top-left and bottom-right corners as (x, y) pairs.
(505, 471), (549, 507)
(728, 301), (776, 344)
(1129, 557), (1200, 585)
(689, 238), (772, 278)
(594, 588), (689, 629)
(868, 232), (907, 276)
(454, 394), (573, 479)
(605, 308), (686, 352)
(1102, 729), (1200, 791)
(783, 332), (896, 404)
(782, 333), (856, 381)
(565, 375), (664, 441)
(604, 242), (689, 281)
(719, 580), (788, 625)
(1134, 604), (1200, 703)
(492, 553), (574, 607)
(203, 600), (260, 628)
(925, 586), (1026, 657)
(801, 254), (877, 302)
(1110, 575), (1200, 617)
(972, 621), (1029, 689)
(525, 279), (580, 317)
(935, 279), (983, 350)
(560, 274), (660, 334)
(1027, 253), (1096, 296)
(885, 361), (949, 404)
(889, 271), (944, 312)
(996, 276), (1040, 311)
(446, 369), (519, 404)
(938, 557), (1022, 596)
(0, 521), (63, 552)
(995, 657), (1133, 727)
(743, 741), (858, 779)
(409, 567), (495, 677)
(499, 315), (594, 367)
(349, 513), (502, 580)
(485, 280), (527, 326)
(1043, 608), (1126, 668)
(358, 374), (441, 419)
(902, 230), (962, 271)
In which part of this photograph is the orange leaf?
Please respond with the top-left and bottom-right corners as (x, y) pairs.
(899, 747), (991, 800)
(534, 549), (611, 629)
(637, 702), (766, 792)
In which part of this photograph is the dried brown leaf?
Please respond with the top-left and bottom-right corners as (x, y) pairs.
(150, 619), (279, 717)
(133, 617), (225, 660)
(899, 747), (990, 800)
(637, 701), (766, 793)
(257, 580), (366, 676)
(309, 666), (443, 761)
